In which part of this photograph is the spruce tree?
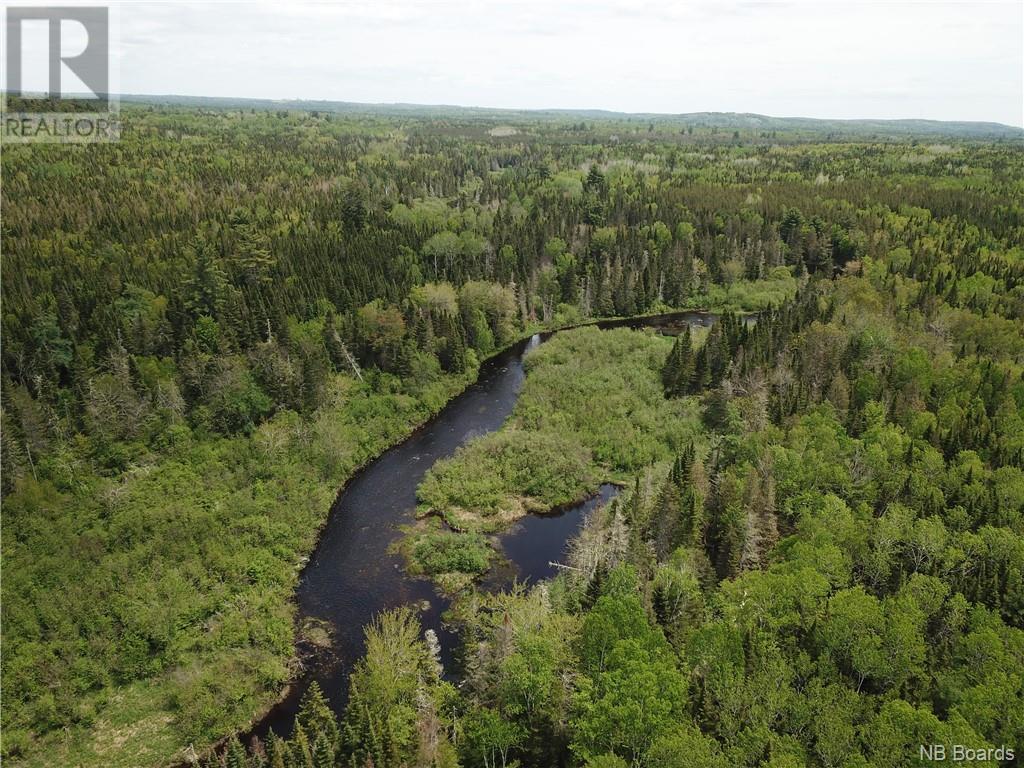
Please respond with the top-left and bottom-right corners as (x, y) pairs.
(297, 681), (341, 757)
(225, 736), (250, 768)
(661, 338), (681, 392)
(662, 326), (695, 397)
(651, 474), (684, 559)
(582, 565), (607, 610)
(291, 721), (314, 768)
(311, 734), (334, 768)
(266, 732), (288, 768)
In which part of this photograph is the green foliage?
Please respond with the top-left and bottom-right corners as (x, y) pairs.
(414, 326), (704, 597)
(418, 429), (597, 530)
(516, 326), (702, 474)
(0, 372), (473, 764)
(409, 529), (492, 576)
(572, 570), (689, 764)
(4, 102), (1024, 768)
(343, 609), (458, 768)
(461, 708), (525, 768)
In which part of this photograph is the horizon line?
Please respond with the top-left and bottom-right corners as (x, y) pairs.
(118, 93), (1024, 130)
(7, 91), (1022, 131)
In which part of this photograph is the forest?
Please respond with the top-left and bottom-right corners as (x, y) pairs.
(1, 102), (1022, 768)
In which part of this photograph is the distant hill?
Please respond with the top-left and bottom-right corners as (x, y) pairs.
(117, 93), (1024, 139)
(670, 111), (1023, 139)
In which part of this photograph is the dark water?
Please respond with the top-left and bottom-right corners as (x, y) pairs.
(246, 311), (718, 743)
(483, 483), (621, 592)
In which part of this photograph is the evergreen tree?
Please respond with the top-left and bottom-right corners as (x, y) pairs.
(341, 183), (367, 232)
(225, 736), (250, 768)
(266, 732), (288, 768)
(662, 326), (695, 396)
(292, 721), (314, 768)
(297, 682), (341, 757)
(311, 734), (334, 768)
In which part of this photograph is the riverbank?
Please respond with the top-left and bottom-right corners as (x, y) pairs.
(229, 311), (720, 760)
(6, 304), (748, 768)
(406, 324), (705, 596)
(5, 365), (485, 768)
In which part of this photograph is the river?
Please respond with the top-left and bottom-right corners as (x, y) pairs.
(247, 311), (719, 742)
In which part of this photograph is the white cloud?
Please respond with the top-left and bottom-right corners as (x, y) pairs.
(109, 0), (1023, 125)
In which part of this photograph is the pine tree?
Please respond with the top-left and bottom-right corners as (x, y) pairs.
(662, 326), (695, 396)
(311, 734), (334, 768)
(651, 474), (684, 560)
(341, 183), (367, 232)
(292, 721), (314, 768)
(297, 682), (341, 757)
(266, 732), (287, 768)
(582, 565), (606, 610)
(225, 736), (250, 768)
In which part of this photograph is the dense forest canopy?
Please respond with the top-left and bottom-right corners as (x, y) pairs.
(1, 103), (1022, 768)
(115, 95), (1024, 140)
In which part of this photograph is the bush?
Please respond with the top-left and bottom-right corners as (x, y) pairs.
(411, 530), (492, 576)
(418, 429), (596, 528)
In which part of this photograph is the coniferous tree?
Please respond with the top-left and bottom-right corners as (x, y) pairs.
(292, 721), (314, 768)
(225, 736), (250, 768)
(266, 732), (288, 768)
(311, 734), (334, 768)
(297, 682), (341, 758)
(662, 326), (695, 396)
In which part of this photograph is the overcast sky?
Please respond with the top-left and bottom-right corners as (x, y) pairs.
(28, 1), (1024, 125)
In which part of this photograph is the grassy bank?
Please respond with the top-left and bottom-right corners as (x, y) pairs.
(3, 278), (785, 768)
(409, 326), (706, 588)
(2, 369), (476, 768)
